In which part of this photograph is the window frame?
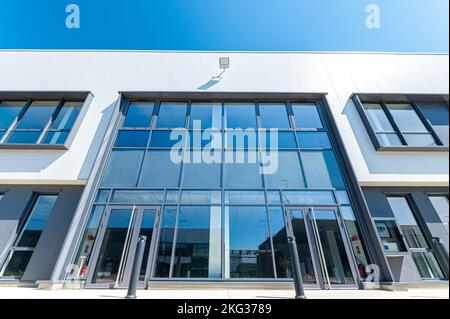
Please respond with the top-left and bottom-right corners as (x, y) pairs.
(0, 92), (92, 150)
(0, 193), (58, 279)
(352, 93), (449, 152)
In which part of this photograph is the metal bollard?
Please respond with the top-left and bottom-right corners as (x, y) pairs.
(125, 235), (147, 299)
(287, 236), (307, 299)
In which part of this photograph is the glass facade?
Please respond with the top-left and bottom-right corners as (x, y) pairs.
(70, 99), (371, 287)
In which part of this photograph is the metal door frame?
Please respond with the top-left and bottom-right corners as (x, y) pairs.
(85, 205), (161, 289)
(285, 206), (359, 290)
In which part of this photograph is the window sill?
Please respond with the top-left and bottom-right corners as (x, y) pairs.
(376, 146), (449, 152)
(0, 143), (68, 150)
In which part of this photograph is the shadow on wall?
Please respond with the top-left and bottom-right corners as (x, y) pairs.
(77, 101), (117, 180)
(0, 101), (116, 176)
(0, 150), (65, 173)
(342, 98), (449, 175)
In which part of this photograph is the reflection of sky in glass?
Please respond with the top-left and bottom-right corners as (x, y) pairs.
(26, 196), (57, 230)
(228, 206), (270, 249)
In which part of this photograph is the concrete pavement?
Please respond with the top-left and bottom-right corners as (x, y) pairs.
(0, 287), (448, 299)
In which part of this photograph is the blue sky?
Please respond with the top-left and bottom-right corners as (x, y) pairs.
(0, 0), (448, 52)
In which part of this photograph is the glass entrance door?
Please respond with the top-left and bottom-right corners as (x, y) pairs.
(86, 206), (161, 288)
(285, 207), (358, 289)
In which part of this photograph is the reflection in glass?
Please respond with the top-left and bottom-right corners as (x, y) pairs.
(289, 210), (317, 283)
(259, 103), (290, 128)
(313, 210), (355, 285)
(15, 101), (58, 129)
(123, 102), (154, 128)
(386, 104), (429, 133)
(172, 206), (220, 278)
(418, 102), (449, 146)
(297, 132), (331, 149)
(223, 150), (263, 188)
(225, 191), (265, 204)
(154, 207), (177, 277)
(340, 206), (370, 279)
(92, 209), (133, 283)
(115, 130), (150, 147)
(156, 103), (187, 128)
(182, 151), (221, 188)
(428, 196), (449, 234)
(189, 103), (222, 129)
(138, 209), (157, 281)
(412, 251), (445, 280)
(139, 150), (181, 187)
(224, 103), (257, 129)
(362, 103), (395, 132)
(2, 251), (33, 278)
(101, 150), (144, 187)
(69, 205), (105, 280)
(301, 151), (345, 189)
(375, 220), (407, 252)
(376, 133), (403, 146)
(387, 197), (429, 249)
(227, 206), (274, 278)
(17, 195), (57, 248)
(292, 103), (323, 129)
(181, 191), (221, 205)
(264, 151), (305, 188)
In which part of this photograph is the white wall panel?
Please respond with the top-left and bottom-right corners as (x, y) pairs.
(0, 51), (448, 186)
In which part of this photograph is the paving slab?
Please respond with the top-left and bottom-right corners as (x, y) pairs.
(0, 287), (448, 299)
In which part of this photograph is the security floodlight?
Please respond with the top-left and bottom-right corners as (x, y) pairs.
(219, 57), (230, 69)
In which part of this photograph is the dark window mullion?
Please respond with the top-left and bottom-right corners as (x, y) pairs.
(411, 101), (443, 146)
(380, 101), (408, 146)
(37, 99), (65, 144)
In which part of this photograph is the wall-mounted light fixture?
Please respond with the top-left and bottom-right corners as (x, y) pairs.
(219, 57), (230, 70)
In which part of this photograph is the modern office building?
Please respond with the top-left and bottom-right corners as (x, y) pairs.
(0, 51), (448, 290)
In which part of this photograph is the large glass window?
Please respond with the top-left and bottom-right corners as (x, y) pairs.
(259, 103), (290, 128)
(156, 103), (187, 128)
(358, 98), (447, 148)
(101, 150), (144, 187)
(182, 151), (221, 188)
(292, 103), (323, 129)
(76, 98), (370, 283)
(123, 102), (154, 128)
(362, 103), (403, 146)
(226, 206), (274, 278)
(223, 150), (263, 188)
(264, 151), (305, 188)
(189, 103), (222, 129)
(224, 103), (257, 129)
(7, 101), (59, 144)
(139, 150), (181, 187)
(0, 99), (83, 145)
(1, 195), (57, 278)
(301, 151), (345, 189)
(386, 104), (437, 146)
(154, 207), (177, 278)
(42, 102), (82, 145)
(428, 196), (449, 234)
(172, 206), (221, 278)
